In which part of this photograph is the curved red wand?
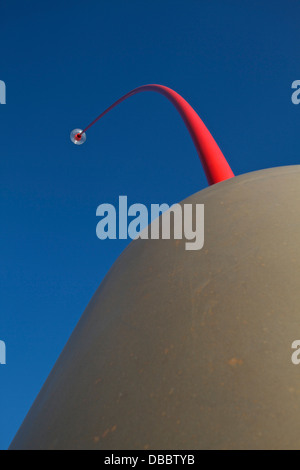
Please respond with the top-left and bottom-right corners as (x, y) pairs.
(71, 84), (234, 186)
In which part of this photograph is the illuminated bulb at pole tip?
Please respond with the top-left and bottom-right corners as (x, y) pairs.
(70, 129), (87, 145)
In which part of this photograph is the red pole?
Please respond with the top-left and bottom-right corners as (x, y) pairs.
(78, 84), (235, 185)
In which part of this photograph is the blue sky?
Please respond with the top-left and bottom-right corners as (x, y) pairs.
(0, 0), (299, 450)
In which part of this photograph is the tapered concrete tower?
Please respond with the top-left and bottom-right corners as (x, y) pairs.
(10, 85), (300, 450)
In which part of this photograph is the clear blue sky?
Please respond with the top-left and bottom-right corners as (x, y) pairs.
(0, 0), (299, 450)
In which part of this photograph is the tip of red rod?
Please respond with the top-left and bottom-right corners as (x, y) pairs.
(70, 129), (87, 145)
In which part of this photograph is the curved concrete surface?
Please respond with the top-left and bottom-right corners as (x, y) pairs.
(10, 166), (300, 450)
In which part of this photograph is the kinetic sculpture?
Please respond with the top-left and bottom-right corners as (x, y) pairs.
(10, 85), (300, 450)
(70, 84), (234, 185)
